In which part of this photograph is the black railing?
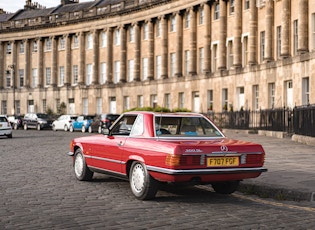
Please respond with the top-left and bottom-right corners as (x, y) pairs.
(293, 104), (315, 137)
(206, 107), (294, 134)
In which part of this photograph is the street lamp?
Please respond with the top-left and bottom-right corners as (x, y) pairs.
(7, 64), (15, 115)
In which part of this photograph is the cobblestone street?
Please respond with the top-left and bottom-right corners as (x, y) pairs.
(1, 130), (314, 229)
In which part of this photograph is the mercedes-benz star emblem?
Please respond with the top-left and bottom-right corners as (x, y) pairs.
(220, 145), (228, 152)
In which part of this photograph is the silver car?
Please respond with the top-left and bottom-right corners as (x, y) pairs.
(0, 115), (13, 138)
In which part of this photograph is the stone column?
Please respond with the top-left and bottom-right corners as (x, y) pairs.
(78, 32), (86, 85)
(134, 22), (141, 81)
(248, 0), (258, 65)
(24, 39), (30, 88)
(161, 15), (168, 79)
(189, 7), (197, 75)
(65, 34), (71, 86)
(51, 36), (58, 87)
(265, 0), (274, 62)
(0, 42), (3, 88)
(218, 0), (227, 70)
(147, 19), (154, 80)
(37, 38), (44, 87)
(120, 25), (127, 82)
(281, 0), (290, 57)
(11, 41), (17, 88)
(175, 11), (183, 77)
(233, 0), (242, 67)
(92, 30), (99, 85)
(298, 0), (308, 53)
(203, 3), (211, 73)
(106, 28), (113, 83)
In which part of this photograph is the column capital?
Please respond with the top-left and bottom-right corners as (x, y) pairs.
(106, 27), (114, 33)
(61, 33), (70, 38)
(172, 10), (184, 17)
(116, 24), (127, 30)
(187, 5), (198, 13)
(199, 2), (209, 9)
(131, 21), (142, 27)
(144, 18), (153, 24)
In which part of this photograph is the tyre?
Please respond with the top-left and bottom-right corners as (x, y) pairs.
(88, 126), (92, 133)
(37, 124), (41, 130)
(64, 125), (68, 131)
(7, 134), (12, 138)
(69, 125), (74, 132)
(24, 124), (28, 130)
(211, 181), (240, 194)
(98, 126), (102, 134)
(129, 161), (158, 200)
(73, 149), (93, 181)
(81, 125), (86, 133)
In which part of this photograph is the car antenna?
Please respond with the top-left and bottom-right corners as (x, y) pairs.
(157, 95), (165, 138)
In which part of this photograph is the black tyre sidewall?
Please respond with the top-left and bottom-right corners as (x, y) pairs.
(129, 161), (158, 200)
(74, 149), (93, 181)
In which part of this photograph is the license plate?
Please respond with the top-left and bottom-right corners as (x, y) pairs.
(207, 157), (239, 167)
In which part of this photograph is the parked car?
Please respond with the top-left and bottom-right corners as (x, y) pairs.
(67, 111), (267, 200)
(88, 113), (120, 133)
(69, 115), (95, 133)
(0, 115), (12, 138)
(52, 115), (78, 131)
(23, 113), (54, 130)
(7, 115), (24, 130)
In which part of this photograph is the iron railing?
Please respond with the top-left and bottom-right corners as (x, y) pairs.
(293, 104), (315, 137)
(206, 107), (294, 134)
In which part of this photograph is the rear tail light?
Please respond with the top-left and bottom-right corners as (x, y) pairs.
(244, 154), (265, 164)
(166, 155), (203, 166)
(166, 154), (181, 166)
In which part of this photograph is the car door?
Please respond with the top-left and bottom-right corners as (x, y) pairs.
(30, 114), (37, 128)
(74, 116), (83, 130)
(56, 115), (65, 130)
(88, 114), (138, 175)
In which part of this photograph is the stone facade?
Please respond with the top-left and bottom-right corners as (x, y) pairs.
(0, 0), (314, 115)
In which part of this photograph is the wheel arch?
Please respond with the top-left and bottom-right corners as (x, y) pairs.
(125, 155), (145, 178)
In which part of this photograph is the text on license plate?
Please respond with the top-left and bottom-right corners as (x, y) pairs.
(207, 157), (239, 167)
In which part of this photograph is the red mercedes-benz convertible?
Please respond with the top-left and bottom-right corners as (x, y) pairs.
(68, 111), (267, 200)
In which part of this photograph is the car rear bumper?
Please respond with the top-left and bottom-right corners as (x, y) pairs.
(0, 128), (12, 136)
(147, 165), (267, 183)
(147, 165), (267, 175)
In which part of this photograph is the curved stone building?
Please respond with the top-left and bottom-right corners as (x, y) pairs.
(0, 0), (314, 115)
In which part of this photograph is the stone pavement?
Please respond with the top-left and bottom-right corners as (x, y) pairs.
(223, 129), (315, 202)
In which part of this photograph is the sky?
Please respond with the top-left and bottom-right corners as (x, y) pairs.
(0, 0), (91, 13)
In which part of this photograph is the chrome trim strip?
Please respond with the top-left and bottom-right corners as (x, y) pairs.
(85, 155), (125, 165)
(208, 153), (242, 157)
(210, 151), (238, 154)
(208, 152), (263, 157)
(182, 152), (263, 156)
(146, 165), (267, 175)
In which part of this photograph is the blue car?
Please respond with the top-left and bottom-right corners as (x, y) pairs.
(69, 115), (94, 133)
